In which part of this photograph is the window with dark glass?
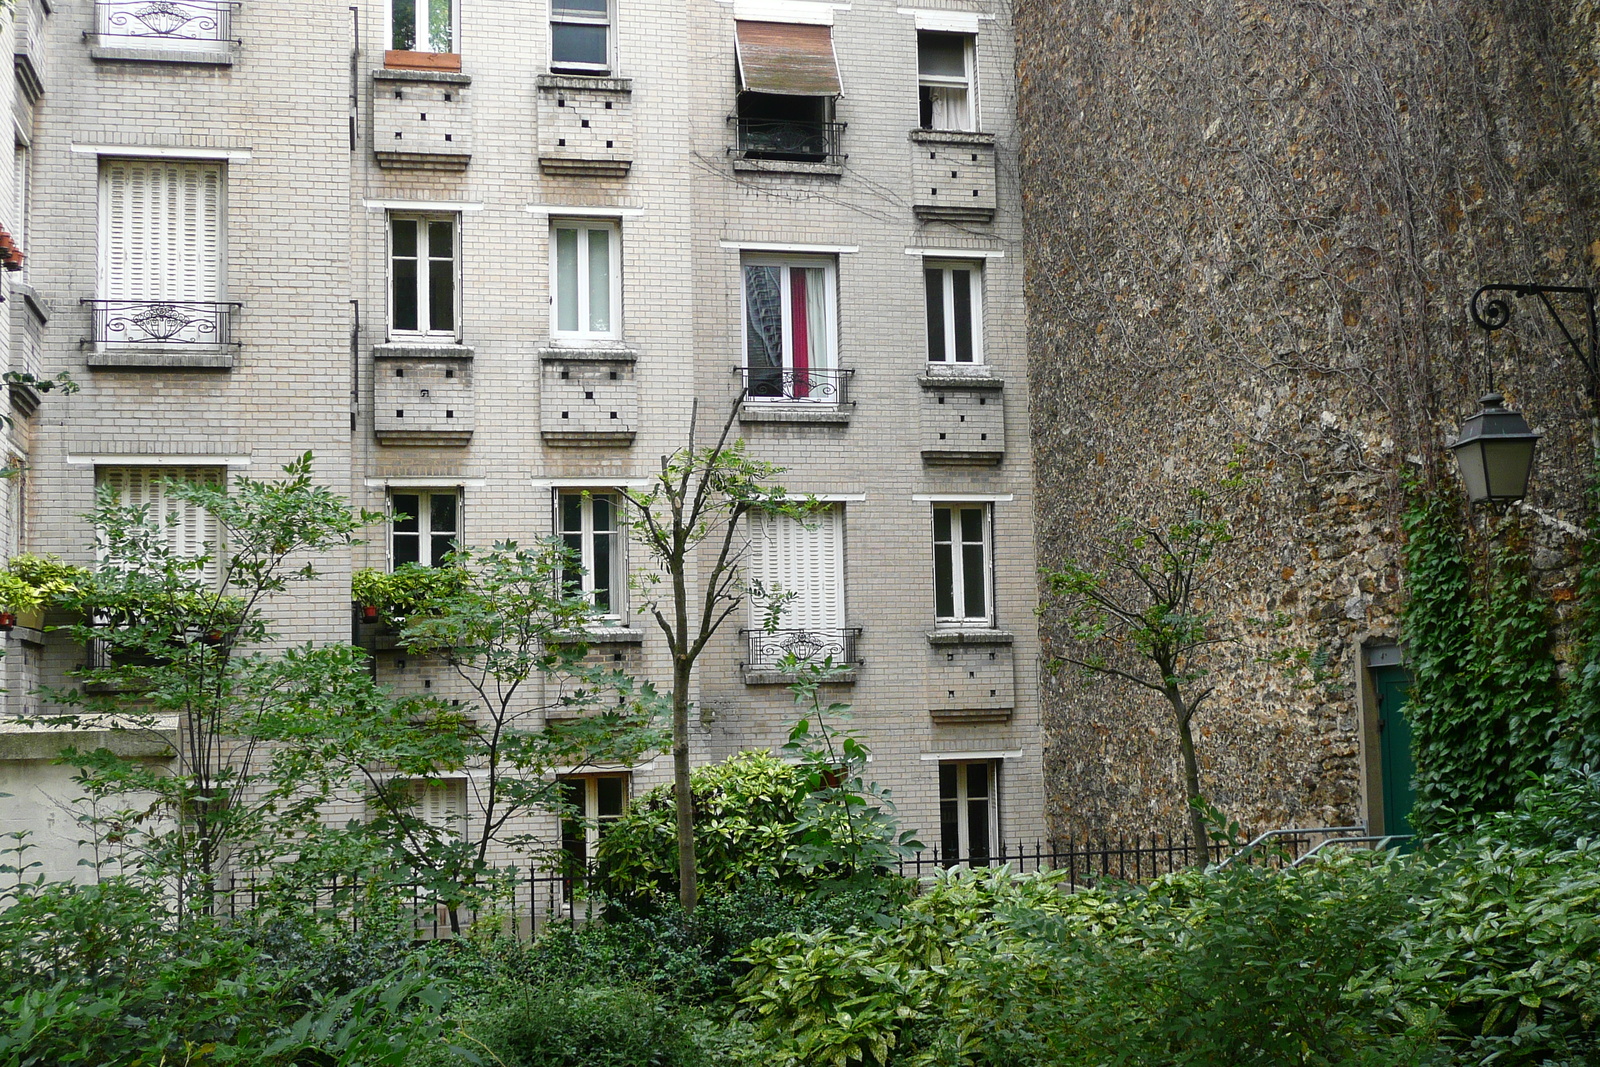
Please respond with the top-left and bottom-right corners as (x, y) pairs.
(940, 761), (994, 865)
(389, 214), (457, 339)
(925, 260), (982, 364)
(933, 505), (989, 624)
(559, 491), (620, 616)
(391, 490), (459, 567)
(560, 774), (626, 870)
(918, 31), (975, 130)
(551, 0), (609, 71)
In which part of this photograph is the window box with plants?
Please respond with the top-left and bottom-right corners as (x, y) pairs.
(0, 554), (94, 632)
(351, 564), (469, 630)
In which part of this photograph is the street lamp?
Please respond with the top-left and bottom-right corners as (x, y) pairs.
(1454, 284), (1599, 504)
(1447, 392), (1540, 504)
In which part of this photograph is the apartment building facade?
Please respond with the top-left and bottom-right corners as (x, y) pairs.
(0, 0), (1042, 885)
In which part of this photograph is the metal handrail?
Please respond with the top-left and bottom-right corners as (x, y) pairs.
(730, 117), (847, 164)
(1290, 834), (1414, 867)
(738, 365), (853, 405)
(94, 0), (240, 44)
(82, 298), (243, 346)
(1217, 825), (1367, 868)
(740, 626), (863, 673)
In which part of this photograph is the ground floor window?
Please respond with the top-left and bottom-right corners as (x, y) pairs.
(940, 760), (996, 865)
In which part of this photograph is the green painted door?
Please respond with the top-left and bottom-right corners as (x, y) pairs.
(1373, 665), (1415, 837)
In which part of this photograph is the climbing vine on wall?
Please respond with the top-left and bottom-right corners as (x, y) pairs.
(1400, 490), (1564, 835)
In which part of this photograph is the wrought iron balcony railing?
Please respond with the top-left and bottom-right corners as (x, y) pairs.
(731, 119), (846, 165)
(95, 0), (238, 44)
(739, 365), (852, 405)
(741, 627), (862, 675)
(83, 299), (242, 346)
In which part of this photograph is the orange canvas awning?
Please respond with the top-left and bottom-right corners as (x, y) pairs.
(735, 20), (842, 96)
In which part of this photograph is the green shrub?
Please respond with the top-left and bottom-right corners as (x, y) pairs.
(416, 985), (700, 1067)
(593, 751), (813, 903)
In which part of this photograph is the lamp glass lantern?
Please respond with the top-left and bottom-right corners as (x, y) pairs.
(1448, 392), (1541, 504)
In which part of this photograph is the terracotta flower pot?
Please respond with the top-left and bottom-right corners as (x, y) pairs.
(0, 612), (15, 632)
(362, 604), (380, 620)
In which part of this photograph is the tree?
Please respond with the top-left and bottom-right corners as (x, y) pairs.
(1043, 493), (1235, 855)
(618, 396), (805, 910)
(281, 540), (667, 931)
(38, 454), (383, 912)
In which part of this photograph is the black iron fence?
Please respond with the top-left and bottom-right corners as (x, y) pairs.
(740, 365), (853, 405)
(740, 626), (863, 675)
(208, 828), (1363, 941)
(732, 118), (846, 164)
(83, 299), (242, 347)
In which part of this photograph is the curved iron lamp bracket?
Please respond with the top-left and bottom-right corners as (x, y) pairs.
(1470, 283), (1599, 399)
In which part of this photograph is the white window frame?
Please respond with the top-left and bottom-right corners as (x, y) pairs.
(559, 772), (628, 865)
(387, 212), (461, 343)
(932, 503), (992, 627)
(389, 488), (461, 568)
(924, 259), (983, 365)
(97, 157), (226, 303)
(741, 254), (839, 404)
(549, 0), (611, 73)
(388, 0), (457, 55)
(918, 31), (977, 132)
(549, 220), (621, 343)
(557, 489), (624, 619)
(939, 760), (998, 866)
(95, 466), (226, 587)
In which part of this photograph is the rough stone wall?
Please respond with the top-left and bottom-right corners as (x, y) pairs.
(1020, 0), (1600, 840)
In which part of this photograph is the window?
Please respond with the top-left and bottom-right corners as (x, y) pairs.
(96, 467), (225, 586)
(550, 221), (618, 341)
(391, 490), (459, 567)
(551, 0), (609, 72)
(733, 20), (843, 163)
(558, 491), (622, 617)
(746, 507), (851, 671)
(742, 256), (838, 402)
(939, 761), (996, 865)
(924, 261), (982, 364)
(559, 774), (626, 869)
(389, 214), (458, 341)
(932, 505), (990, 625)
(97, 159), (227, 344)
(918, 32), (975, 131)
(390, 0), (454, 54)
(399, 777), (467, 835)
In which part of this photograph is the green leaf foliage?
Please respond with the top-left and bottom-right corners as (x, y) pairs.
(1400, 490), (1564, 835)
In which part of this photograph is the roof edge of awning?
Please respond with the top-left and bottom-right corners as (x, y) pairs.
(735, 19), (843, 96)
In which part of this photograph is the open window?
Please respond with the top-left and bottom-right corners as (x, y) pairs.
(733, 20), (843, 164)
(917, 31), (975, 131)
(741, 255), (840, 403)
(388, 0), (459, 69)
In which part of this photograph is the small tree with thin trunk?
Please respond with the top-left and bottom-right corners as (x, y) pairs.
(619, 396), (804, 911)
(1043, 493), (1234, 857)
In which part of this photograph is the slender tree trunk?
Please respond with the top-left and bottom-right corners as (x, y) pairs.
(672, 657), (697, 911)
(1168, 688), (1210, 863)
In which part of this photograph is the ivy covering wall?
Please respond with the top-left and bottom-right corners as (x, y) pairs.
(1401, 488), (1600, 834)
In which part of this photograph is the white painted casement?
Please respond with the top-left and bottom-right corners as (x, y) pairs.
(741, 254), (839, 402)
(388, 213), (460, 341)
(559, 773), (627, 867)
(747, 505), (845, 634)
(389, 0), (456, 54)
(98, 159), (224, 301)
(917, 31), (976, 131)
(389, 489), (460, 568)
(96, 466), (225, 586)
(939, 759), (997, 865)
(550, 220), (620, 341)
(924, 259), (983, 364)
(932, 503), (991, 625)
(550, 0), (611, 72)
(557, 489), (623, 617)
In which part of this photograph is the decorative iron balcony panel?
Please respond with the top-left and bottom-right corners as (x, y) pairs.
(741, 627), (862, 675)
(83, 299), (241, 346)
(731, 119), (845, 165)
(95, 0), (238, 43)
(739, 365), (852, 405)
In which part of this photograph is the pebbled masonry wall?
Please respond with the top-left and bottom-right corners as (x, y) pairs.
(1019, 0), (1600, 841)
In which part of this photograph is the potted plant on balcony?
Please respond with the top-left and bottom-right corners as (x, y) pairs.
(351, 564), (468, 627)
(4, 553), (93, 631)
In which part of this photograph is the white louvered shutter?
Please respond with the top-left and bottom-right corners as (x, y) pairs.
(100, 160), (223, 301)
(98, 467), (224, 586)
(408, 779), (465, 836)
(747, 507), (845, 631)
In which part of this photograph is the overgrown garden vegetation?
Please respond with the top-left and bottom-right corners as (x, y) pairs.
(1, 464), (1598, 1064)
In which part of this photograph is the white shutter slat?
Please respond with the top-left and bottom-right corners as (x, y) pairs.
(747, 508), (844, 632)
(100, 160), (222, 302)
(97, 467), (223, 587)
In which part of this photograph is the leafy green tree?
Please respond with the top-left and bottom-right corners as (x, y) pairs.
(37, 454), (382, 911)
(1043, 493), (1235, 854)
(617, 396), (807, 911)
(274, 539), (667, 931)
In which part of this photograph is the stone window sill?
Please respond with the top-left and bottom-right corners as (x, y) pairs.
(732, 158), (844, 177)
(739, 404), (852, 425)
(744, 667), (858, 686)
(926, 629), (1014, 647)
(87, 345), (234, 370)
(374, 342), (474, 360)
(88, 41), (236, 65)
